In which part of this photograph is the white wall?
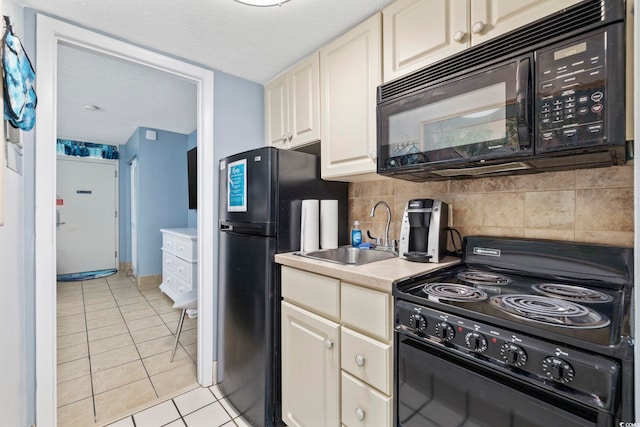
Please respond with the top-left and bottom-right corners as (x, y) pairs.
(0, 1), (29, 424)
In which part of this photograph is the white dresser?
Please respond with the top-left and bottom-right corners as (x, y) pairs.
(159, 228), (197, 302)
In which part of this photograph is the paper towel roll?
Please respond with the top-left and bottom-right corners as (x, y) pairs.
(300, 199), (319, 252)
(320, 200), (339, 249)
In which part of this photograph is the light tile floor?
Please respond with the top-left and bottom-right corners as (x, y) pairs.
(103, 385), (252, 427)
(57, 271), (199, 426)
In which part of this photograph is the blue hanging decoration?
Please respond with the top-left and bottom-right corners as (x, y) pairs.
(2, 15), (37, 131)
(57, 139), (119, 160)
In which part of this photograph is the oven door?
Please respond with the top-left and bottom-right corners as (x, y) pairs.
(378, 56), (532, 175)
(395, 335), (611, 427)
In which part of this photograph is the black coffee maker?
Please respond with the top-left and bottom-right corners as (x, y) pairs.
(399, 199), (449, 263)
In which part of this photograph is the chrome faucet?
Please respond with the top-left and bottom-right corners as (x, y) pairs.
(370, 201), (392, 251)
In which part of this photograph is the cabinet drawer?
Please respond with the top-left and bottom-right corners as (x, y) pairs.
(163, 251), (193, 281)
(341, 282), (391, 341)
(341, 327), (392, 395)
(282, 266), (340, 320)
(160, 272), (191, 298)
(162, 233), (197, 261)
(341, 371), (391, 427)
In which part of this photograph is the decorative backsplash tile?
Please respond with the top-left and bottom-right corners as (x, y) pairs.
(349, 165), (634, 248)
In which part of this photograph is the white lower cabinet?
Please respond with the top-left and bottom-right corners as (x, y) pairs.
(281, 301), (340, 427)
(281, 266), (393, 426)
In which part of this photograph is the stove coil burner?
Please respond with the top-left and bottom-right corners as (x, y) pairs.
(489, 294), (610, 329)
(532, 283), (613, 303)
(457, 271), (511, 285)
(423, 283), (488, 302)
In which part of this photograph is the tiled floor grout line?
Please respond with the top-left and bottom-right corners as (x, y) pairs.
(80, 279), (100, 423)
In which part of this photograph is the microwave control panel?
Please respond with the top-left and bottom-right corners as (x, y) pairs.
(535, 31), (607, 151)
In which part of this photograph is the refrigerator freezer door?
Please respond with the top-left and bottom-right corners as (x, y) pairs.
(218, 230), (279, 426)
(219, 147), (277, 236)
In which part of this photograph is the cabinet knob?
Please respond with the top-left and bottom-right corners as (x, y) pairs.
(281, 134), (287, 143)
(453, 30), (466, 42)
(471, 21), (486, 34)
(287, 132), (292, 141)
(355, 407), (365, 421)
(368, 151), (377, 161)
(324, 339), (334, 350)
(355, 354), (365, 366)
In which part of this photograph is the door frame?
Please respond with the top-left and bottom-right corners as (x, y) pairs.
(35, 15), (215, 427)
(129, 157), (138, 277)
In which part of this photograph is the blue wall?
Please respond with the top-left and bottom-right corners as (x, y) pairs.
(120, 128), (189, 277)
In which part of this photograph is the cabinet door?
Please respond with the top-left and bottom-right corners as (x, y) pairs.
(265, 73), (289, 148)
(470, 0), (583, 46)
(289, 52), (320, 148)
(383, 0), (468, 82)
(321, 13), (381, 180)
(281, 301), (340, 427)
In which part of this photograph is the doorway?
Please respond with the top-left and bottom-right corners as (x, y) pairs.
(35, 15), (215, 427)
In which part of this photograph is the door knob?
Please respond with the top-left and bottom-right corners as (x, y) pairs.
(453, 30), (466, 42)
(471, 21), (486, 34)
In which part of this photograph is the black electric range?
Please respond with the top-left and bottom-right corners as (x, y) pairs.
(393, 236), (634, 426)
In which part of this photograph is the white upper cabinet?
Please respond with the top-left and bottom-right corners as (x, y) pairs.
(265, 51), (320, 149)
(383, 0), (469, 82)
(382, 0), (583, 83)
(470, 0), (583, 46)
(320, 13), (382, 180)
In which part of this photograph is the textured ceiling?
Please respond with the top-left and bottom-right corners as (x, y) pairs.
(18, 0), (394, 145)
(56, 44), (198, 144)
(23, 0), (394, 83)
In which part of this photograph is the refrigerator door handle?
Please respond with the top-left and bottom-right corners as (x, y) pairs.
(220, 222), (234, 232)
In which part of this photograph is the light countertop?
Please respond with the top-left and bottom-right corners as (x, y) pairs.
(275, 251), (461, 293)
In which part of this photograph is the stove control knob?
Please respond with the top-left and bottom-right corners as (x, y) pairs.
(408, 314), (427, 332)
(464, 332), (488, 353)
(434, 322), (455, 341)
(542, 357), (575, 384)
(500, 343), (528, 367)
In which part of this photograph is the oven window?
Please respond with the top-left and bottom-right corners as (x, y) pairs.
(397, 338), (598, 427)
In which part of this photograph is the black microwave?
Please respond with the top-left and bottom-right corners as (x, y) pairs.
(377, 0), (627, 181)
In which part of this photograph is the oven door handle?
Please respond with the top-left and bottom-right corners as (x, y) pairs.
(515, 56), (532, 148)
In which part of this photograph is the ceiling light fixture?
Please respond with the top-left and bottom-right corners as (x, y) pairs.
(233, 0), (290, 7)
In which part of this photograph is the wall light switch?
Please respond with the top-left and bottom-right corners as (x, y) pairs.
(145, 129), (157, 140)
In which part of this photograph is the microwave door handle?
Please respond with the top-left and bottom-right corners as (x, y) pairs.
(515, 57), (532, 148)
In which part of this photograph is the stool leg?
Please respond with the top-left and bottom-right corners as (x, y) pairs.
(170, 309), (187, 362)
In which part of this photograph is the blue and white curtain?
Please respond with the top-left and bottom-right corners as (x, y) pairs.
(57, 139), (119, 160)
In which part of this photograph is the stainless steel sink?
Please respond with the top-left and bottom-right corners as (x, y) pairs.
(296, 246), (396, 265)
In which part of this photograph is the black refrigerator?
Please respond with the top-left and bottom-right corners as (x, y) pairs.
(217, 147), (348, 426)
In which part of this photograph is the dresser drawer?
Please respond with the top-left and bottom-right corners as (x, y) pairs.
(341, 371), (391, 427)
(341, 327), (392, 395)
(341, 282), (391, 342)
(162, 233), (197, 261)
(160, 272), (191, 299)
(163, 251), (195, 283)
(282, 266), (340, 320)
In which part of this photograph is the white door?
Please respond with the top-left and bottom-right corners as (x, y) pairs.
(56, 157), (118, 274)
(130, 157), (138, 277)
